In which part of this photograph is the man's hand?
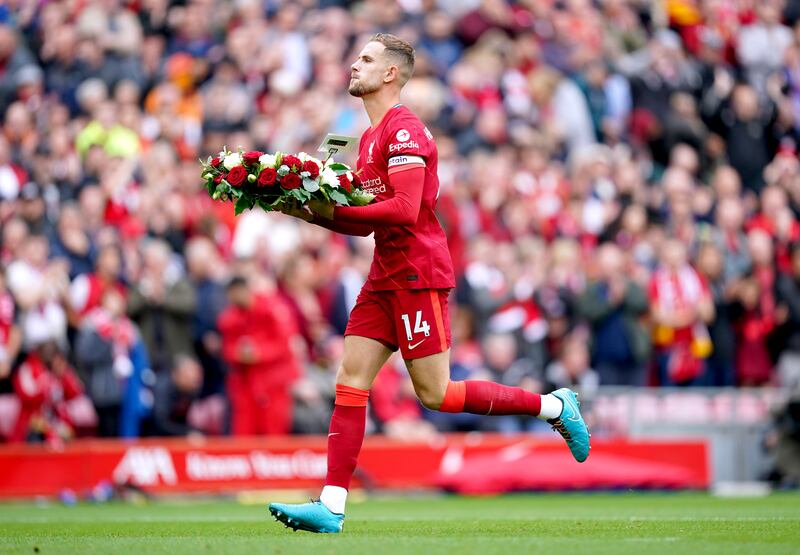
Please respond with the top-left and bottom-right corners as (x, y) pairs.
(279, 202), (314, 222)
(237, 339), (257, 365)
(308, 199), (335, 220)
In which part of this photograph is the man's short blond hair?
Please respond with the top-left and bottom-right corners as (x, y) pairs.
(369, 33), (415, 86)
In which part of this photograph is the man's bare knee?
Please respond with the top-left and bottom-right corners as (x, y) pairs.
(415, 384), (445, 410)
(336, 364), (372, 390)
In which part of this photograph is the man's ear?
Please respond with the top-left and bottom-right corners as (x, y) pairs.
(384, 65), (398, 84)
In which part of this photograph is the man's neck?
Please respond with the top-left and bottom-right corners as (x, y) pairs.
(362, 90), (401, 129)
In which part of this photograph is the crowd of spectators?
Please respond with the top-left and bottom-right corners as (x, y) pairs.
(2, 0), (800, 444)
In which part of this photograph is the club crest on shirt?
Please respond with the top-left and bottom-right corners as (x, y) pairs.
(367, 140), (375, 163)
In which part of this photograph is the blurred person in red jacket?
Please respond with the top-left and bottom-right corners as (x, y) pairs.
(650, 238), (715, 385)
(217, 275), (301, 436)
(11, 336), (82, 444)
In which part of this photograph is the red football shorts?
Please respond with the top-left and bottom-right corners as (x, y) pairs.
(345, 288), (452, 359)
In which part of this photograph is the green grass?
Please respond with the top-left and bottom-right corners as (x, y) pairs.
(1, 493), (798, 555)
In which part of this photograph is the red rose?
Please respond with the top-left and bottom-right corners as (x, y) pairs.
(214, 174), (224, 184)
(210, 157), (222, 168)
(352, 173), (362, 187)
(337, 174), (352, 193)
(282, 172), (302, 190)
(302, 160), (320, 179)
(282, 155), (301, 170)
(227, 165), (247, 187)
(258, 168), (278, 187)
(243, 151), (264, 166)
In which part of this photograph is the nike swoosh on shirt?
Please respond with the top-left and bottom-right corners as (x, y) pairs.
(407, 340), (425, 350)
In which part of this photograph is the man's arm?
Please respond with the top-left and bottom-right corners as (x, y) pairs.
(322, 166), (425, 227)
(312, 216), (374, 237)
(280, 204), (374, 236)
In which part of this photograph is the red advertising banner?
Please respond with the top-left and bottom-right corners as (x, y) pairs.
(0, 435), (709, 498)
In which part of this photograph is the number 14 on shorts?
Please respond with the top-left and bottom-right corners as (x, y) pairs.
(400, 310), (431, 341)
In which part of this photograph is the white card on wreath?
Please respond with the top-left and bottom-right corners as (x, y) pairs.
(317, 133), (359, 154)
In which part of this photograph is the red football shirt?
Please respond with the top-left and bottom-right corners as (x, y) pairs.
(336, 105), (455, 292)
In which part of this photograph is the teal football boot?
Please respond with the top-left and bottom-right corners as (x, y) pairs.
(268, 500), (344, 533)
(549, 388), (591, 462)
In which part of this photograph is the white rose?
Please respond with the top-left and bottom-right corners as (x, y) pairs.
(223, 152), (241, 170)
(258, 153), (277, 167)
(345, 171), (353, 181)
(297, 151), (310, 162)
(321, 167), (339, 187)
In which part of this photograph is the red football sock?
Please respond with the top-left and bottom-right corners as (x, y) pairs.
(439, 380), (542, 416)
(324, 384), (369, 489)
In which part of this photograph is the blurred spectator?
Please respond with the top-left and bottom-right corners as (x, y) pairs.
(0, 135), (27, 200)
(152, 354), (204, 437)
(68, 244), (125, 322)
(0, 270), (20, 385)
(6, 234), (69, 352)
(737, 3), (793, 97)
(127, 239), (196, 373)
(578, 243), (650, 386)
(713, 196), (752, 282)
(0, 23), (37, 113)
(75, 289), (149, 437)
(729, 229), (780, 385)
(185, 237), (227, 397)
(50, 202), (95, 280)
(776, 242), (800, 390)
(218, 276), (301, 436)
(695, 242), (738, 387)
(11, 338), (83, 444)
(544, 331), (599, 399)
(712, 84), (776, 194)
(291, 335), (337, 435)
(650, 239), (715, 386)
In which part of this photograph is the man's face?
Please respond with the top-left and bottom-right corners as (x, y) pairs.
(349, 42), (389, 97)
(227, 284), (251, 308)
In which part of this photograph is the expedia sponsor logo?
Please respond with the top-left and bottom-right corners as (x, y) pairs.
(389, 140), (420, 153)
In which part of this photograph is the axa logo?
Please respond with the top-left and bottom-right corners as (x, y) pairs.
(389, 140), (419, 153)
(113, 447), (177, 486)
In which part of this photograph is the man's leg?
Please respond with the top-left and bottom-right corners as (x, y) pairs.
(269, 335), (392, 532)
(405, 350), (562, 420)
(270, 287), (398, 531)
(405, 349), (589, 463)
(319, 335), (392, 513)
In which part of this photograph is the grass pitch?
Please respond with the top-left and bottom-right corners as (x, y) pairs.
(0, 493), (798, 555)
